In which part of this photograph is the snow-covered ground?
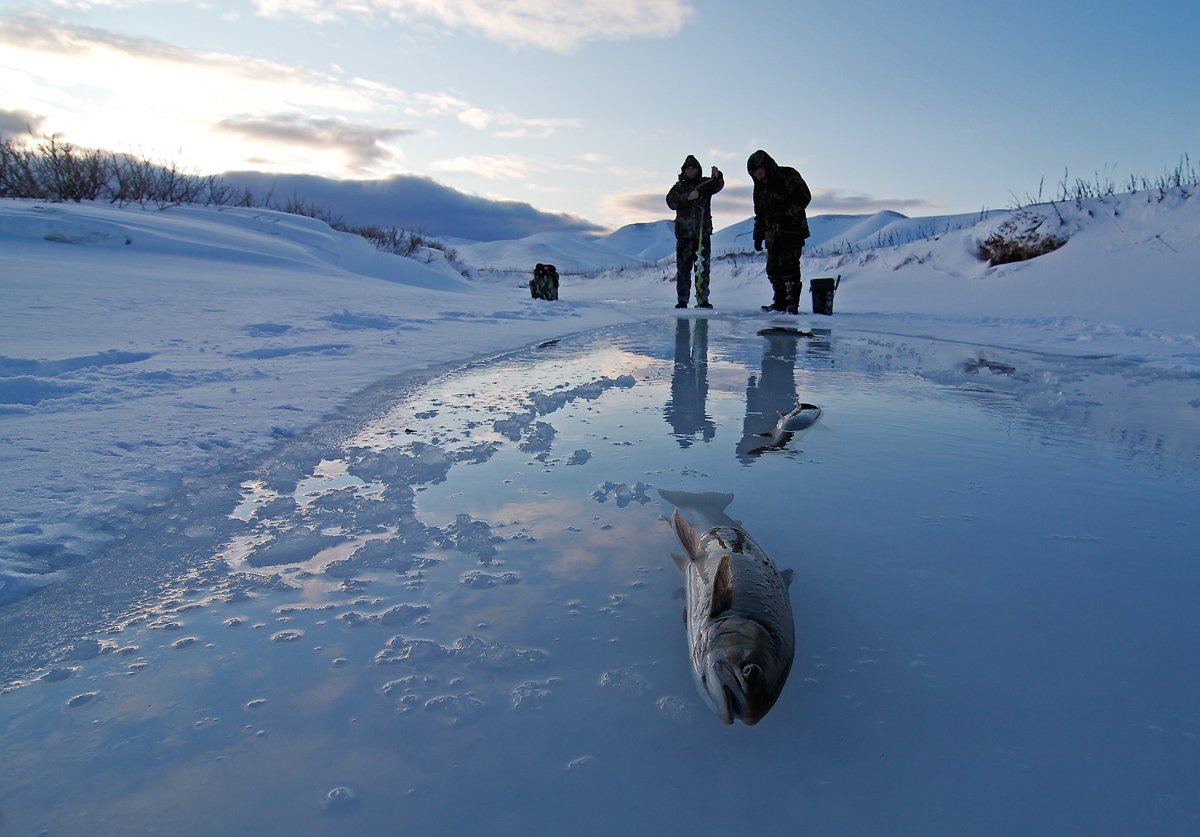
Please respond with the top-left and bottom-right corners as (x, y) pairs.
(1, 190), (1198, 831)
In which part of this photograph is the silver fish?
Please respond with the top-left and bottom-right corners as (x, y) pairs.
(749, 401), (821, 455)
(660, 489), (795, 725)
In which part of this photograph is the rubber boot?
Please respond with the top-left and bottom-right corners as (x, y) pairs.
(760, 281), (787, 312)
(785, 280), (802, 314)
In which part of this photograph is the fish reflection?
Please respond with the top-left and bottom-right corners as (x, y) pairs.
(664, 318), (716, 447)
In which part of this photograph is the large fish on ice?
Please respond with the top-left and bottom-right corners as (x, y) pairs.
(659, 489), (795, 725)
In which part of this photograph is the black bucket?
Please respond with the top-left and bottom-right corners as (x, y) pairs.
(810, 275), (841, 315)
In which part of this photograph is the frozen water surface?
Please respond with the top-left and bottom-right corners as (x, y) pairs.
(2, 315), (1198, 834)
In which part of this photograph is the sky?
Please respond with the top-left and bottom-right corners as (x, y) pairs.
(1, 0), (1198, 232)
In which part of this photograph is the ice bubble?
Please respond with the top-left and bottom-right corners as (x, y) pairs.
(39, 667), (78, 683)
(271, 629), (305, 643)
(377, 603), (431, 626)
(319, 785), (360, 815)
(66, 691), (99, 707)
(450, 635), (549, 670)
(171, 636), (199, 649)
(245, 698), (268, 710)
(338, 611), (370, 627)
(566, 755), (597, 770)
(424, 693), (485, 720)
(382, 674), (438, 695)
(375, 636), (448, 666)
(598, 668), (650, 696)
(656, 695), (694, 724)
(460, 570), (521, 589)
(511, 679), (560, 711)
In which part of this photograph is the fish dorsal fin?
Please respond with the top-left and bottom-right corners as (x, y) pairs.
(709, 554), (734, 618)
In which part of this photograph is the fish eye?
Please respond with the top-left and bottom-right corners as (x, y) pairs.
(742, 664), (761, 679)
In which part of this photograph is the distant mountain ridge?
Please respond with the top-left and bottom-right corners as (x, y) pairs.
(456, 209), (997, 272)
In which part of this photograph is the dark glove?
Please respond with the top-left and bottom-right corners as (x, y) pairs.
(754, 237), (763, 252)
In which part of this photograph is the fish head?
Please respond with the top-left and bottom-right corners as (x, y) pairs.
(699, 619), (791, 725)
(779, 403), (820, 433)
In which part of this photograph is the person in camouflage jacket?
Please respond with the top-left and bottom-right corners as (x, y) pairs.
(747, 149), (812, 314)
(665, 154), (724, 309)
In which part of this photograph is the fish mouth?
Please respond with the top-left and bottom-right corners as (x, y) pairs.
(712, 661), (750, 725)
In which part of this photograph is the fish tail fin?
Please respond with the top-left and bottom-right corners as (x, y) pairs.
(658, 489), (734, 515)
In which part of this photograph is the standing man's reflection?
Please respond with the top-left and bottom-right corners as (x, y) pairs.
(737, 329), (801, 463)
(664, 318), (716, 447)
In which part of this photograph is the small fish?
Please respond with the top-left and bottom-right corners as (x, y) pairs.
(749, 401), (821, 454)
(659, 490), (795, 725)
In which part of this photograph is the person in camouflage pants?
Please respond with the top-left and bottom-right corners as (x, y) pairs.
(747, 149), (812, 314)
(665, 154), (723, 309)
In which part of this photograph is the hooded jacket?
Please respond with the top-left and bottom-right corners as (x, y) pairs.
(747, 149), (811, 244)
(666, 154), (724, 239)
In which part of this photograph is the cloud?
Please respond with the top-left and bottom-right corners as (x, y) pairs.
(607, 181), (935, 231)
(0, 108), (46, 137)
(812, 188), (934, 214)
(217, 114), (416, 170)
(430, 155), (530, 179)
(251, 0), (695, 51)
(606, 182), (755, 228)
(218, 171), (604, 241)
(456, 106), (579, 138)
(0, 13), (406, 116)
(2, 12), (583, 178)
(0, 13), (516, 176)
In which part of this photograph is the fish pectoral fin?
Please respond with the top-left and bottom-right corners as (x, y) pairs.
(781, 568), (795, 589)
(709, 554), (734, 619)
(673, 510), (704, 561)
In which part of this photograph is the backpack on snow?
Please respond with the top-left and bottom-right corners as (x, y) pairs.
(530, 263), (559, 300)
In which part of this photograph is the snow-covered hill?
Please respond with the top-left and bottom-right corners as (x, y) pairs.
(457, 208), (1010, 271)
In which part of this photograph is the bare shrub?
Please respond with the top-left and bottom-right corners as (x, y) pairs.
(979, 211), (1067, 266)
